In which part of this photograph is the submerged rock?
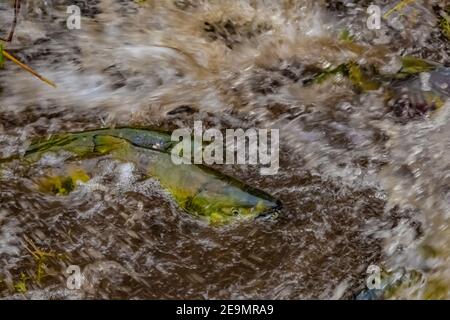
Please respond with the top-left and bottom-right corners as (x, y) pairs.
(356, 268), (425, 300)
(387, 67), (450, 119)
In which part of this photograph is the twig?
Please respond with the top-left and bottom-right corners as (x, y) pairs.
(2, 49), (57, 88)
(0, 0), (21, 43)
(384, 0), (415, 19)
(23, 236), (55, 259)
(0, 0), (56, 88)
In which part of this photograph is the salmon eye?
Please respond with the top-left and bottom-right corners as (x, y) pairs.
(231, 208), (240, 216)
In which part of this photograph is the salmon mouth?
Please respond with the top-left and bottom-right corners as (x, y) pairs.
(255, 199), (282, 221)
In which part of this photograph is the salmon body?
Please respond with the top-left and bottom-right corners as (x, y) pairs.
(4, 128), (281, 225)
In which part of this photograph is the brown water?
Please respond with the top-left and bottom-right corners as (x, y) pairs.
(0, 0), (449, 299)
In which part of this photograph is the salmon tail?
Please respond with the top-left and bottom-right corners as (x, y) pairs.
(25, 135), (74, 156)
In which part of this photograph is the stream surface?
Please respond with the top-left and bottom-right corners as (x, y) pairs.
(0, 0), (449, 299)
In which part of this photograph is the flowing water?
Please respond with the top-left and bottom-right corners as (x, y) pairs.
(0, 0), (449, 299)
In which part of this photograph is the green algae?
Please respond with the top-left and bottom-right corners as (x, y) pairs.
(313, 62), (380, 91)
(423, 279), (450, 300)
(0, 43), (4, 68)
(439, 6), (450, 40)
(37, 168), (90, 196)
(9, 239), (66, 294)
(13, 273), (29, 294)
(397, 56), (437, 77)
